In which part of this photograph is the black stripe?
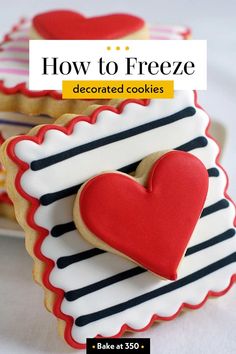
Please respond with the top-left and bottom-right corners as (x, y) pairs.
(57, 248), (106, 268)
(207, 168), (220, 177)
(51, 198), (230, 238)
(40, 185), (80, 206)
(75, 252), (236, 326)
(65, 267), (146, 301)
(200, 199), (229, 218)
(0, 119), (36, 128)
(61, 228), (235, 300)
(30, 107), (196, 171)
(118, 161), (141, 174)
(58, 227), (235, 269)
(175, 136), (207, 152)
(51, 222), (76, 237)
(39, 136), (210, 206)
(185, 228), (235, 256)
(40, 161), (142, 206)
(39, 162), (217, 206)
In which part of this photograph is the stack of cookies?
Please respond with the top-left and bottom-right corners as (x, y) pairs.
(0, 9), (190, 219)
(1, 9), (235, 351)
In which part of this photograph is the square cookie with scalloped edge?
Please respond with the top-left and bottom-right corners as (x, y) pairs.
(1, 91), (236, 349)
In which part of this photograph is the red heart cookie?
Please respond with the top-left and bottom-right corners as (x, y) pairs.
(76, 151), (209, 280)
(33, 10), (146, 39)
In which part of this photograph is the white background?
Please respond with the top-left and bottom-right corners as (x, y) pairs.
(0, 1), (236, 353)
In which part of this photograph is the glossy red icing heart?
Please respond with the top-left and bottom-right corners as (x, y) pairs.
(33, 10), (145, 39)
(77, 151), (209, 280)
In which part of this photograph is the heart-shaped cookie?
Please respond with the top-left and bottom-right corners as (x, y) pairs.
(32, 10), (148, 39)
(75, 151), (209, 280)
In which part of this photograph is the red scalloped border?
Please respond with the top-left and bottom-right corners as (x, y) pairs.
(0, 18), (26, 44)
(5, 94), (236, 349)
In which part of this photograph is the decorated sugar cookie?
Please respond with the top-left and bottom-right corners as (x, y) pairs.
(0, 112), (53, 218)
(1, 91), (236, 349)
(0, 11), (190, 117)
(31, 10), (149, 40)
(75, 150), (209, 280)
(1, 91), (236, 348)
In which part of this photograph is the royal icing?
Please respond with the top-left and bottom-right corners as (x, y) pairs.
(0, 112), (52, 204)
(0, 18), (190, 97)
(149, 24), (190, 40)
(6, 91), (236, 348)
(76, 151), (209, 280)
(33, 10), (146, 40)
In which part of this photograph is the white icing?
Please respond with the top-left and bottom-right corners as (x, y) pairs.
(0, 112), (53, 198)
(42, 203), (235, 293)
(71, 264), (236, 342)
(12, 91), (236, 345)
(61, 237), (235, 315)
(15, 94), (195, 161)
(16, 95), (211, 196)
(0, 20), (31, 89)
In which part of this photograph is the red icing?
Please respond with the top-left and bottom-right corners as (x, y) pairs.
(181, 27), (191, 39)
(0, 134), (12, 205)
(33, 10), (145, 40)
(0, 132), (4, 145)
(0, 192), (12, 204)
(5, 95), (236, 349)
(78, 151), (209, 280)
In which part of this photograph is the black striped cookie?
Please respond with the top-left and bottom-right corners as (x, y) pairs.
(1, 91), (236, 349)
